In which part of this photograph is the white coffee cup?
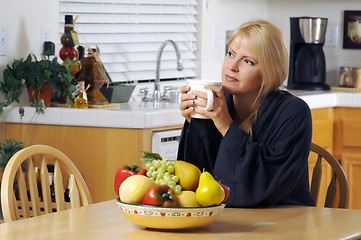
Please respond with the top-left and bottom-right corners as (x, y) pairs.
(187, 79), (222, 119)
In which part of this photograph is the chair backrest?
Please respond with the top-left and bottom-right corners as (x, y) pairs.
(0, 166), (3, 183)
(1, 144), (92, 222)
(309, 143), (348, 208)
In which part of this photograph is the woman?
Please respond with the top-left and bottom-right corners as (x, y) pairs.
(177, 20), (315, 207)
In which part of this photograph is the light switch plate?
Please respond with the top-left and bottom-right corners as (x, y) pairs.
(213, 25), (225, 48)
(0, 26), (7, 56)
(325, 24), (338, 47)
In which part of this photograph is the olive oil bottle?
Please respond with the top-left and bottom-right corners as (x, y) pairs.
(74, 81), (88, 109)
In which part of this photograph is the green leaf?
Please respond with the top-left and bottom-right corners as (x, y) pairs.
(0, 139), (24, 171)
(140, 151), (162, 163)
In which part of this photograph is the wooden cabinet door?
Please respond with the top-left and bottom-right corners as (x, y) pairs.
(311, 108), (334, 149)
(334, 108), (361, 209)
(342, 153), (361, 209)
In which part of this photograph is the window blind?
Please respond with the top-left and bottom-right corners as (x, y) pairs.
(59, 0), (198, 84)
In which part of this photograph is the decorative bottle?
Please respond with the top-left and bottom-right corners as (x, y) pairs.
(76, 48), (108, 105)
(74, 81), (89, 109)
(59, 15), (77, 61)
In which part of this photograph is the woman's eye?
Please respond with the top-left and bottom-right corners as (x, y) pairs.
(244, 59), (254, 65)
(227, 51), (234, 57)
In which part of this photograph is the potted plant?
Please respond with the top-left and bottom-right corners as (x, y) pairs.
(0, 138), (24, 172)
(0, 52), (76, 114)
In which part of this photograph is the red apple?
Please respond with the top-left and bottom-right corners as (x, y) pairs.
(218, 181), (230, 203)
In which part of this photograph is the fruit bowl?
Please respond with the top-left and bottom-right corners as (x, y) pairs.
(116, 198), (226, 229)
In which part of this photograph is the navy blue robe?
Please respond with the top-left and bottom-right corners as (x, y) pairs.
(177, 90), (315, 207)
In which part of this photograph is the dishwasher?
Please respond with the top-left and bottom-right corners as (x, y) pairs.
(152, 128), (182, 160)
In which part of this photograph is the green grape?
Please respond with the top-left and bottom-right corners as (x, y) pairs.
(171, 175), (179, 183)
(148, 158), (181, 190)
(159, 179), (166, 185)
(154, 160), (161, 168)
(157, 172), (164, 179)
(158, 168), (165, 175)
(145, 163), (152, 170)
(168, 181), (176, 189)
(167, 165), (175, 174)
(146, 170), (153, 178)
(174, 185), (182, 195)
(154, 178), (160, 185)
(159, 164), (168, 172)
(163, 175), (171, 183)
(151, 171), (158, 179)
(167, 180), (176, 187)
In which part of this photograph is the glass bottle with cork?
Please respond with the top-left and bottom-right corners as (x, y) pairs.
(74, 81), (89, 109)
(59, 15), (78, 62)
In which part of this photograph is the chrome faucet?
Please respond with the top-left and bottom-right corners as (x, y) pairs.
(153, 40), (184, 103)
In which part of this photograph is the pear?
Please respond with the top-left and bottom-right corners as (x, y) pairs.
(196, 171), (225, 206)
(174, 161), (201, 191)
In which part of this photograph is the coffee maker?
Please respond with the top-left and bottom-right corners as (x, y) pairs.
(288, 17), (330, 90)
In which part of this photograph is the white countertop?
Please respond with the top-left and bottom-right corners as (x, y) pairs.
(2, 90), (361, 129)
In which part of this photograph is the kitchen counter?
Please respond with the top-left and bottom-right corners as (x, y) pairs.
(2, 101), (184, 129)
(2, 90), (361, 129)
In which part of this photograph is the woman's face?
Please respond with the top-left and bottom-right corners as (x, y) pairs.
(221, 36), (263, 96)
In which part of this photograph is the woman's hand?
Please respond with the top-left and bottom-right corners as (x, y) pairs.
(192, 85), (233, 136)
(179, 85), (196, 123)
(179, 84), (233, 136)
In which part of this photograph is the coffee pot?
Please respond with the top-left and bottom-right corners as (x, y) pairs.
(288, 17), (330, 90)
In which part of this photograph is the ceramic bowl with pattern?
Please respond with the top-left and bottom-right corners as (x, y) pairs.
(116, 198), (226, 229)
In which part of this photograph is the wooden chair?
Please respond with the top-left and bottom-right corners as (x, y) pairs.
(1, 145), (92, 222)
(309, 143), (348, 208)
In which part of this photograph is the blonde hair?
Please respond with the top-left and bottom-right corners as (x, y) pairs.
(228, 20), (289, 134)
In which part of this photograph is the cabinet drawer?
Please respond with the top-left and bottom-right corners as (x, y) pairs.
(342, 119), (361, 147)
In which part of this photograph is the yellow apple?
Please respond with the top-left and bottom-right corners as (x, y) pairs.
(177, 190), (201, 207)
(119, 175), (155, 204)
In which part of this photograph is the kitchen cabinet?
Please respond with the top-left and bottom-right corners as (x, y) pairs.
(333, 107), (361, 209)
(1, 123), (182, 203)
(308, 107), (361, 209)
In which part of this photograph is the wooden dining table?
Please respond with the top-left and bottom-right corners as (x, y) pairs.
(1, 200), (361, 240)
